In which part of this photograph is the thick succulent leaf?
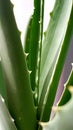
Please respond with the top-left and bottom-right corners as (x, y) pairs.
(39, 0), (73, 99)
(0, 1), (36, 130)
(58, 67), (73, 106)
(0, 61), (7, 104)
(37, 0), (44, 94)
(38, 0), (73, 121)
(24, 17), (32, 67)
(40, 87), (73, 130)
(0, 95), (17, 130)
(24, 16), (32, 53)
(26, 0), (40, 91)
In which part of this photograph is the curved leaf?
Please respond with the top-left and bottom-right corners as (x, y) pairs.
(0, 0), (36, 130)
(38, 0), (73, 121)
(58, 67), (73, 106)
(39, 0), (73, 99)
(40, 87), (73, 130)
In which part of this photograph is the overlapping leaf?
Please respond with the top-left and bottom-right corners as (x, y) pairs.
(38, 0), (73, 121)
(0, 0), (36, 130)
(40, 87), (73, 130)
(0, 95), (17, 130)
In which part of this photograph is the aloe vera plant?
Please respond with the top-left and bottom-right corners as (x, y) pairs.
(0, 0), (73, 130)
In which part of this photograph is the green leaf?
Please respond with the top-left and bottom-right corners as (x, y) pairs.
(0, 95), (17, 130)
(24, 16), (33, 67)
(40, 87), (73, 130)
(0, 60), (7, 104)
(37, 0), (44, 94)
(39, 0), (73, 99)
(0, 0), (36, 130)
(58, 68), (73, 106)
(38, 0), (73, 121)
(26, 0), (41, 91)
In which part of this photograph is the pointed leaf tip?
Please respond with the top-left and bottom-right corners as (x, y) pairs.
(71, 63), (73, 69)
(52, 106), (62, 112)
(39, 121), (48, 127)
(68, 86), (73, 94)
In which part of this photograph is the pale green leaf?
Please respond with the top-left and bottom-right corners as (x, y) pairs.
(40, 87), (73, 130)
(0, 95), (17, 130)
(38, 0), (73, 121)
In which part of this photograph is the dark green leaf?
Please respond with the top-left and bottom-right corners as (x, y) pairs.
(0, 61), (7, 104)
(27, 0), (41, 91)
